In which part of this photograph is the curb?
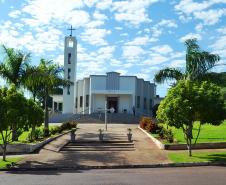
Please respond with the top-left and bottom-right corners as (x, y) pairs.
(1, 162), (226, 171)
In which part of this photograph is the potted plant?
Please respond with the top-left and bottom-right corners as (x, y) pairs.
(99, 129), (104, 141)
(70, 128), (76, 142)
(127, 128), (132, 142)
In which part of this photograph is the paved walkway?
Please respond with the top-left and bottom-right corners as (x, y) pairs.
(17, 124), (170, 168)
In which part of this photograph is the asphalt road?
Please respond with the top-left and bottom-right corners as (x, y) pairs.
(0, 166), (225, 185)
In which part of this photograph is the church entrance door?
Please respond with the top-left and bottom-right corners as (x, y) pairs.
(107, 97), (118, 113)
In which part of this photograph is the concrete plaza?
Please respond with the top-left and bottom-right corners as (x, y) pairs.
(17, 123), (170, 168)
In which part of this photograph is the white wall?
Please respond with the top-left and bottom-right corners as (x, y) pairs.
(91, 76), (106, 90)
(118, 95), (132, 114)
(92, 94), (105, 112)
(119, 77), (136, 91)
(76, 80), (84, 113)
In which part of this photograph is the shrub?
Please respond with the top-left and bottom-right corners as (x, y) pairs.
(50, 126), (61, 135)
(60, 121), (77, 131)
(33, 128), (44, 140)
(139, 117), (158, 133)
(159, 128), (174, 143)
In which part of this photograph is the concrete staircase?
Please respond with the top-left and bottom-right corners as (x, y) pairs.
(60, 140), (135, 152)
(49, 113), (140, 124)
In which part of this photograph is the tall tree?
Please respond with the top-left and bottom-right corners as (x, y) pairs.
(0, 45), (30, 88)
(157, 80), (226, 156)
(30, 59), (70, 136)
(0, 86), (28, 161)
(0, 45), (30, 141)
(154, 39), (220, 84)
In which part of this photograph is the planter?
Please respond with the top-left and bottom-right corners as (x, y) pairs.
(127, 133), (132, 142)
(70, 130), (76, 142)
(99, 134), (104, 141)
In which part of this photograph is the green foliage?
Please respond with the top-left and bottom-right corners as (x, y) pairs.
(158, 128), (174, 143)
(157, 80), (225, 128)
(60, 121), (77, 131)
(157, 80), (226, 156)
(0, 157), (23, 169)
(154, 39), (221, 84)
(0, 45), (30, 88)
(139, 117), (159, 133)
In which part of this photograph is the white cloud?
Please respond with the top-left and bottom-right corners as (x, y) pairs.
(112, 0), (159, 26)
(194, 9), (226, 25)
(96, 0), (112, 10)
(122, 45), (146, 61)
(175, 0), (226, 25)
(81, 28), (111, 45)
(169, 59), (185, 68)
(20, 0), (89, 27)
(150, 45), (173, 54)
(150, 19), (178, 42)
(180, 33), (202, 42)
(93, 11), (108, 20)
(143, 55), (168, 66)
(125, 36), (149, 46)
(157, 19), (178, 28)
(8, 10), (21, 18)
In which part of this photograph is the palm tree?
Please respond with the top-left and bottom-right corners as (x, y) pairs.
(0, 45), (30, 88)
(154, 39), (220, 84)
(23, 65), (42, 102)
(0, 45), (30, 141)
(28, 59), (70, 136)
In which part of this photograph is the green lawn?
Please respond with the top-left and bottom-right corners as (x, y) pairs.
(0, 157), (22, 169)
(168, 151), (226, 163)
(0, 125), (59, 144)
(163, 121), (226, 144)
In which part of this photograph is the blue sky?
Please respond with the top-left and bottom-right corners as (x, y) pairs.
(0, 0), (226, 96)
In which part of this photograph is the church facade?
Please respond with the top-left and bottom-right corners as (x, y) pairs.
(75, 72), (156, 115)
(51, 34), (158, 116)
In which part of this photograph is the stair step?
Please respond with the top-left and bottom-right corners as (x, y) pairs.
(64, 145), (134, 148)
(69, 140), (133, 144)
(60, 148), (135, 151)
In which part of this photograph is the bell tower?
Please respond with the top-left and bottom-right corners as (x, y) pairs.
(63, 26), (77, 114)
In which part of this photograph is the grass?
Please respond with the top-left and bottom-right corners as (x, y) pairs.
(0, 157), (22, 169)
(168, 151), (226, 163)
(0, 125), (59, 144)
(162, 121), (226, 144)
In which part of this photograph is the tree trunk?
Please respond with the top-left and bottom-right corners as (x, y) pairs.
(31, 124), (36, 140)
(187, 123), (193, 157)
(2, 144), (6, 161)
(11, 124), (18, 141)
(44, 90), (49, 136)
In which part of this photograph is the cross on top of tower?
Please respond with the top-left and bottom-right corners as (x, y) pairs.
(67, 25), (76, 36)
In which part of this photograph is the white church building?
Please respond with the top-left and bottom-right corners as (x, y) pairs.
(51, 32), (158, 116)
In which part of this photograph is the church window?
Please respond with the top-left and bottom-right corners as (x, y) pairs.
(68, 68), (71, 79)
(136, 96), (140, 108)
(75, 97), (78, 108)
(67, 85), (70, 95)
(68, 53), (71, 64)
(144, 97), (147, 109)
(54, 102), (57, 111)
(80, 96), (83, 107)
(86, 95), (89, 107)
(59, 103), (62, 111)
